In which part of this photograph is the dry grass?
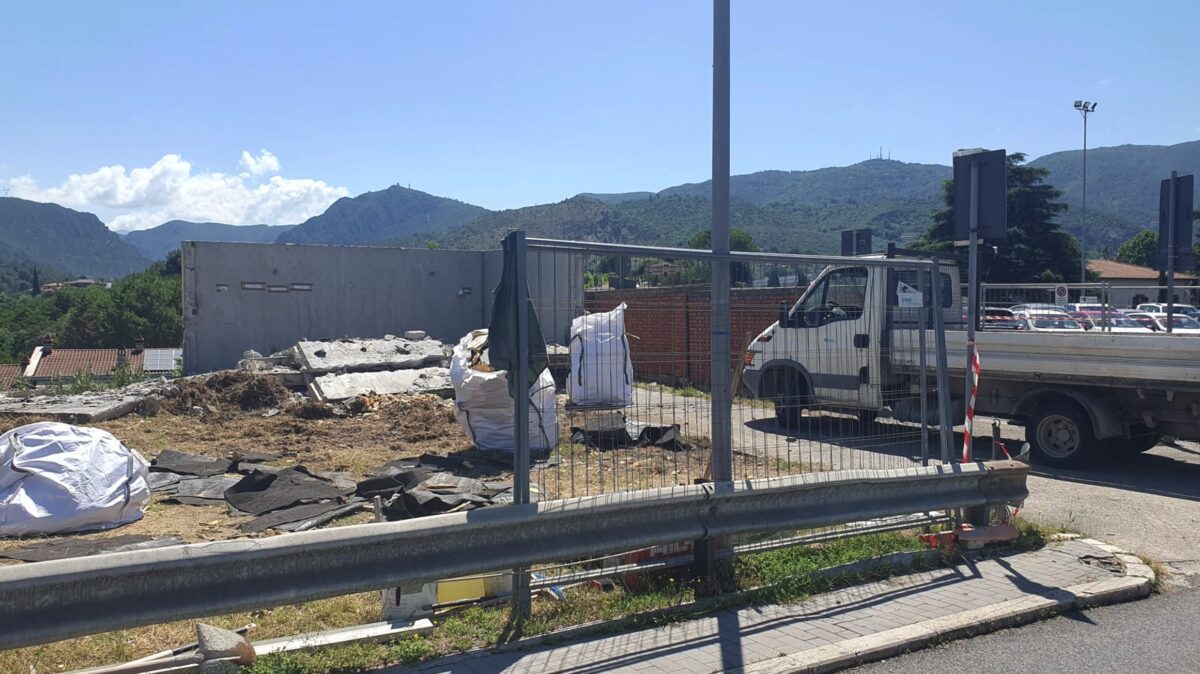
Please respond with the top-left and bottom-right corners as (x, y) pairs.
(0, 593), (382, 673)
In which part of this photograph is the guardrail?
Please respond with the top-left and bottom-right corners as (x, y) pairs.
(0, 460), (1027, 650)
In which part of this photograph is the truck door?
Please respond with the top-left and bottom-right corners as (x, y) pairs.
(784, 266), (878, 406)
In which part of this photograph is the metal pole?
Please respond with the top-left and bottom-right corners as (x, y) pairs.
(696, 0), (732, 595)
(929, 256), (954, 463)
(1168, 171), (1177, 334)
(1081, 112), (1088, 284)
(964, 161), (979, 463)
(918, 266), (930, 467)
(511, 230), (531, 619)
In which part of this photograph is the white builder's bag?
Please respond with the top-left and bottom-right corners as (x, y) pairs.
(0, 422), (150, 536)
(450, 330), (558, 457)
(568, 303), (634, 407)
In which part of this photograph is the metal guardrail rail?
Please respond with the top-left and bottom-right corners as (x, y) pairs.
(0, 460), (1027, 650)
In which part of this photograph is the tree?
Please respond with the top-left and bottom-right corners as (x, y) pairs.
(914, 153), (1081, 282)
(1115, 230), (1157, 268)
(31, 267), (40, 296)
(686, 228), (759, 286)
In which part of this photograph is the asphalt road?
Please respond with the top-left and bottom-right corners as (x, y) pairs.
(849, 587), (1200, 674)
(847, 434), (1200, 672)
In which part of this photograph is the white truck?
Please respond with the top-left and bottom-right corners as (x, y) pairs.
(740, 256), (1200, 467)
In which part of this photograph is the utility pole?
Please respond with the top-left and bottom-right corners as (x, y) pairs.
(1074, 100), (1098, 283)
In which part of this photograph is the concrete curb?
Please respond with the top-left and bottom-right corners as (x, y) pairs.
(731, 538), (1154, 674)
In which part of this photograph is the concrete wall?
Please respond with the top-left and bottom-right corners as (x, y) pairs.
(183, 242), (582, 374)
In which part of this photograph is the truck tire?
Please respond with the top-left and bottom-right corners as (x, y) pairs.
(771, 369), (804, 431)
(1104, 426), (1162, 456)
(1026, 402), (1097, 468)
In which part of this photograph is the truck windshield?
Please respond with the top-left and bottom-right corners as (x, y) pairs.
(795, 267), (867, 323)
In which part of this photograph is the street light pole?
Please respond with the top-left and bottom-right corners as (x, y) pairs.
(1074, 100), (1097, 284)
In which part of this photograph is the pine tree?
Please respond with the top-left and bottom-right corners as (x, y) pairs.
(31, 268), (40, 296)
(914, 153), (1081, 282)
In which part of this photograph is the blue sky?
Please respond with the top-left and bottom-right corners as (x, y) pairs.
(2, 0), (1198, 230)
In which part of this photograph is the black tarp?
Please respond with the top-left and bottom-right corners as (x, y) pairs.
(487, 230), (548, 396)
(151, 450), (234, 477)
(224, 467), (345, 515)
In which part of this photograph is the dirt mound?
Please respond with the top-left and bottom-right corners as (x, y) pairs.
(168, 371), (291, 415)
(363, 393), (459, 443)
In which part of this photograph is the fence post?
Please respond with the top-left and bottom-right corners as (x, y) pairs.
(696, 0), (732, 596)
(930, 256), (954, 463)
(919, 265), (930, 466)
(511, 230), (532, 620)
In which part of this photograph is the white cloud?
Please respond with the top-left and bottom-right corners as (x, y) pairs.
(240, 149), (281, 176)
(7, 151), (348, 231)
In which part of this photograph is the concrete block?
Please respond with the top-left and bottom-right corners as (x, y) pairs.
(297, 338), (447, 374)
(309, 368), (453, 402)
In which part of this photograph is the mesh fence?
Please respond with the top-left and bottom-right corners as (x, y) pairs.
(524, 250), (950, 503)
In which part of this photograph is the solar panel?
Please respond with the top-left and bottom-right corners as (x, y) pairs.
(143, 348), (182, 372)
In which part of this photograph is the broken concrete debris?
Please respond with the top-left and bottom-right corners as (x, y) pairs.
(0, 379), (171, 423)
(310, 367), (453, 403)
(235, 334), (455, 403)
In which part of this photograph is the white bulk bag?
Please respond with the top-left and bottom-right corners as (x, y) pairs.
(568, 303), (634, 407)
(450, 330), (558, 456)
(0, 422), (150, 536)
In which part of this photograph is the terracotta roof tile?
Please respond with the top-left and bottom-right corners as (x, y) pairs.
(0, 364), (22, 391)
(32, 349), (145, 379)
(1088, 259), (1198, 281)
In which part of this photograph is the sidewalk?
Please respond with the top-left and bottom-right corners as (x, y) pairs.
(394, 538), (1153, 674)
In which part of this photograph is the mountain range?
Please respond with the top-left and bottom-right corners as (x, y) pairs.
(1, 140), (1197, 285)
(124, 221), (296, 261)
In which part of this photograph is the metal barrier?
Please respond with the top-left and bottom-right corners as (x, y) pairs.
(525, 238), (955, 501)
(0, 461), (1028, 650)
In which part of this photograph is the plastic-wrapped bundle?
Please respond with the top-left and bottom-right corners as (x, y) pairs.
(0, 422), (150, 536)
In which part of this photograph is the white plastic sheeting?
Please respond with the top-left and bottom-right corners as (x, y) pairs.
(0, 422), (150, 536)
(450, 330), (558, 456)
(568, 303), (634, 408)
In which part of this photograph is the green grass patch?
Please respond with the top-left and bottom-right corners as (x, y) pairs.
(244, 531), (927, 673)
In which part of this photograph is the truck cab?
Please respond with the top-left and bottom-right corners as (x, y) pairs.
(741, 258), (960, 429)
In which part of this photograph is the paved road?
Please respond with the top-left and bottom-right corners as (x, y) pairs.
(849, 586), (1200, 674)
(848, 433), (1200, 673)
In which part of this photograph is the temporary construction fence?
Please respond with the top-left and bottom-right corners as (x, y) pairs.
(521, 236), (958, 506)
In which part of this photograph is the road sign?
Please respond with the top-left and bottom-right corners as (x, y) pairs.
(840, 229), (872, 256)
(1054, 284), (1068, 306)
(953, 149), (1007, 242)
(1157, 174), (1195, 271)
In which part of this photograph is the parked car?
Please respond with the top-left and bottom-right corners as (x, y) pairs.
(1020, 311), (1085, 332)
(1127, 312), (1200, 335)
(1072, 313), (1155, 333)
(1011, 303), (1069, 315)
(981, 307), (1025, 330)
(1135, 303), (1200, 318)
(1064, 303), (1114, 313)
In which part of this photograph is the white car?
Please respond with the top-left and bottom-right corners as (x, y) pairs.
(1136, 303), (1200, 319)
(1081, 315), (1156, 334)
(1019, 312), (1085, 332)
(1127, 312), (1200, 335)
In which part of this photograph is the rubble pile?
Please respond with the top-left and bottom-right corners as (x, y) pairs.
(240, 334), (454, 402)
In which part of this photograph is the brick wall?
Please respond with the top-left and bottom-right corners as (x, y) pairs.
(585, 286), (805, 388)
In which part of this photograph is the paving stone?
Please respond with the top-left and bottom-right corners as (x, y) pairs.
(402, 541), (1137, 674)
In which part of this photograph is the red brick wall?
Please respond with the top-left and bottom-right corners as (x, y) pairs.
(585, 286), (805, 388)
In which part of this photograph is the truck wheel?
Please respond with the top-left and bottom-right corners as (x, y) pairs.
(771, 370), (803, 431)
(1104, 426), (1162, 456)
(1026, 403), (1096, 468)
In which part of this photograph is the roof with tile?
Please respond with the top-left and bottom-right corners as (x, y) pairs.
(31, 349), (145, 379)
(0, 364), (22, 390)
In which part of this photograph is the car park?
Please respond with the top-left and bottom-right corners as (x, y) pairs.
(1127, 312), (1200, 334)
